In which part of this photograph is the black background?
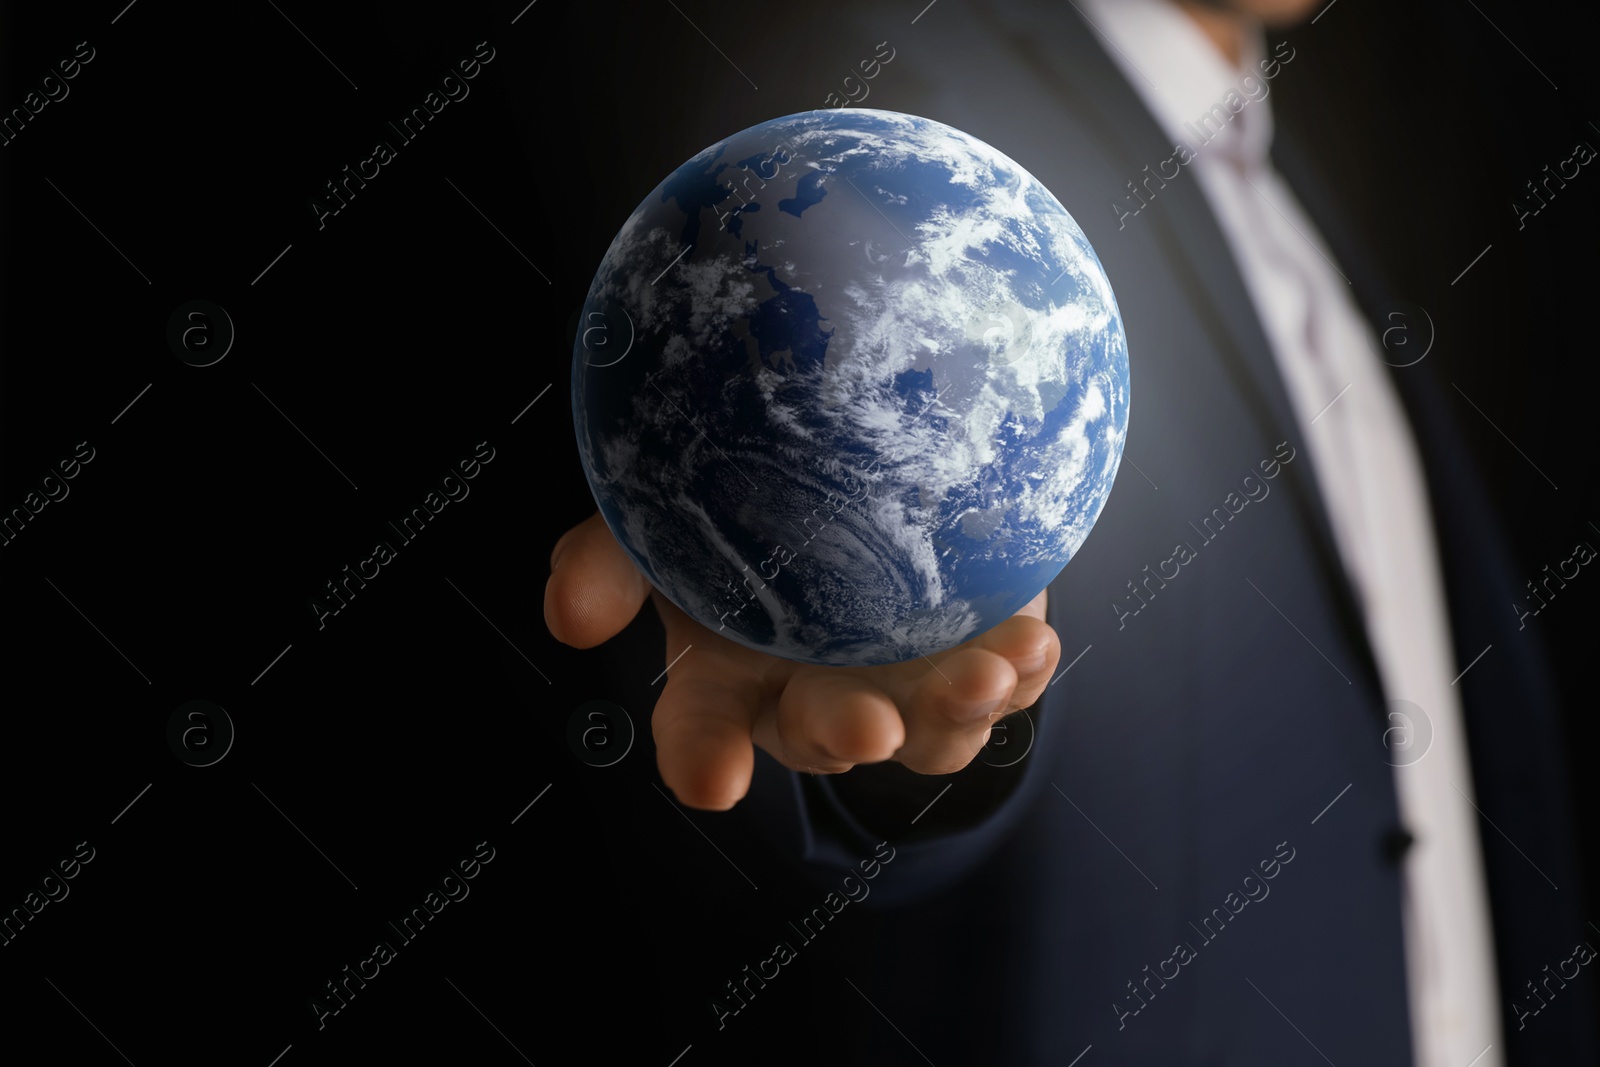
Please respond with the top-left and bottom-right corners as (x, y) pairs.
(1, 0), (1597, 1063)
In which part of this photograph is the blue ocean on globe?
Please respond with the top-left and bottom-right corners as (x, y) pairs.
(573, 108), (1129, 667)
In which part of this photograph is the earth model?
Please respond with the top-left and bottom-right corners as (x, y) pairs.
(572, 108), (1129, 667)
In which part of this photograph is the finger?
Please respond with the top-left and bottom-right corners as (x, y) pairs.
(1016, 587), (1049, 621)
(765, 669), (905, 775)
(651, 641), (762, 811)
(896, 647), (1018, 775)
(972, 608), (1060, 711)
(544, 511), (650, 649)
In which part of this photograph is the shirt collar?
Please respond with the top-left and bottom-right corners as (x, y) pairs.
(1076, 0), (1274, 172)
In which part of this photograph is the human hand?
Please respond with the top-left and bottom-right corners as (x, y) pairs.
(544, 512), (1060, 810)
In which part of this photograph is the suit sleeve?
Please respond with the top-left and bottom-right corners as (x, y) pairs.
(741, 630), (1071, 909)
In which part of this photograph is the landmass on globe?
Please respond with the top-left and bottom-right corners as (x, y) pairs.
(573, 108), (1129, 667)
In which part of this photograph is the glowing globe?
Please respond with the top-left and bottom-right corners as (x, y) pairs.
(573, 108), (1129, 666)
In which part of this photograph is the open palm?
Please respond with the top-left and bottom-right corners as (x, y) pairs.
(545, 512), (1060, 810)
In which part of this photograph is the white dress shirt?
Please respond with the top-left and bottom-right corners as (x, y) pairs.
(1079, 1), (1503, 1064)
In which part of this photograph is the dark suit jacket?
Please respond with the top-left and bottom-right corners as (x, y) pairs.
(602, 2), (1594, 1063)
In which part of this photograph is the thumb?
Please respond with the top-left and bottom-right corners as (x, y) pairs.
(544, 511), (651, 648)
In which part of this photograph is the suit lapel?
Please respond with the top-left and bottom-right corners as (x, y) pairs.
(977, 0), (1385, 699)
